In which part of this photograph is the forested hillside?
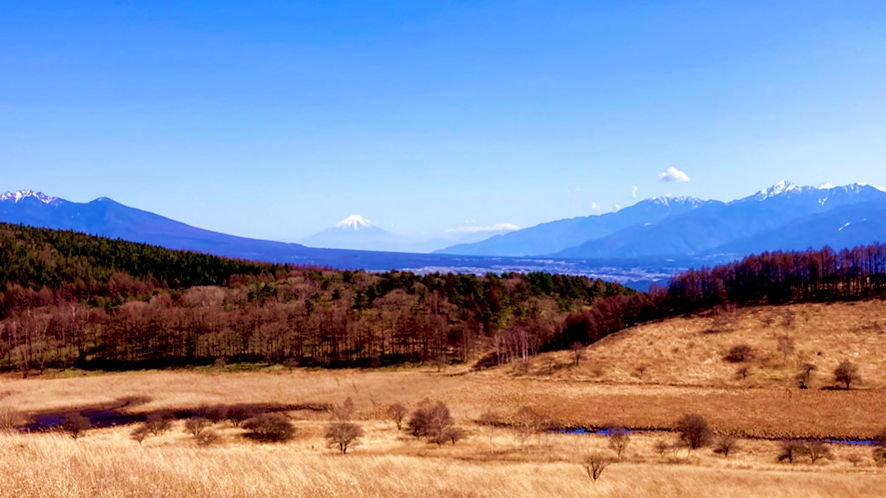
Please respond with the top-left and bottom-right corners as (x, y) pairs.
(2, 223), (886, 377)
(0, 223), (631, 374)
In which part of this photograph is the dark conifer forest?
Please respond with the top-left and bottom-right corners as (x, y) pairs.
(1, 222), (886, 375)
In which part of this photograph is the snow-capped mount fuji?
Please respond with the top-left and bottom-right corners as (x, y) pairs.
(335, 215), (374, 231)
(302, 215), (411, 252)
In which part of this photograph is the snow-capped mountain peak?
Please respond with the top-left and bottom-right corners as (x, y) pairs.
(335, 215), (373, 230)
(755, 180), (803, 200)
(0, 189), (59, 205)
(817, 182), (835, 190)
(644, 195), (705, 208)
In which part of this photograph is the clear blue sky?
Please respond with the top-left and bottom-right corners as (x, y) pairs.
(2, 1), (886, 240)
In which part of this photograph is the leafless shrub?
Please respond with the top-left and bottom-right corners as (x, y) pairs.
(196, 429), (221, 446)
(873, 447), (886, 466)
(440, 426), (465, 445)
(632, 364), (649, 379)
(62, 413), (90, 440)
(675, 414), (710, 451)
(145, 412), (171, 436)
(713, 436), (739, 458)
(584, 453), (610, 483)
(185, 417), (212, 437)
(325, 422), (364, 454)
(834, 360), (860, 389)
(735, 366), (750, 380)
(0, 407), (25, 431)
(846, 453), (863, 467)
(130, 425), (150, 445)
(387, 403), (408, 430)
(654, 439), (671, 457)
(243, 413), (296, 442)
(724, 344), (753, 363)
(604, 425), (631, 460)
(804, 441), (832, 463)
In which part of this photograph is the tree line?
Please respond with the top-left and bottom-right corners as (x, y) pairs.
(0, 223), (631, 374)
(2, 222), (886, 374)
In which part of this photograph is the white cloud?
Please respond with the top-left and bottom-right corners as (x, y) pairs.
(658, 167), (691, 182)
(446, 223), (520, 234)
(590, 201), (601, 211)
(631, 186), (638, 198)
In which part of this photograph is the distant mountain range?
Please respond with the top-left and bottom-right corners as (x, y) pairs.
(439, 181), (886, 259)
(438, 196), (714, 257)
(0, 190), (662, 286)
(2, 182), (885, 290)
(301, 214), (517, 253)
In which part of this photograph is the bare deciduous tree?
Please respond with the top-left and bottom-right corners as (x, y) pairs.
(605, 425), (631, 460)
(795, 363), (817, 388)
(712, 436), (739, 458)
(145, 412), (171, 436)
(325, 422), (364, 454)
(130, 425), (150, 445)
(778, 440), (805, 463)
(387, 402), (408, 430)
(653, 439), (670, 457)
(834, 360), (860, 389)
(777, 335), (795, 365)
(571, 342), (584, 367)
(408, 401), (457, 445)
(675, 414), (710, 451)
(804, 441), (831, 464)
(185, 417), (212, 437)
(243, 413), (296, 442)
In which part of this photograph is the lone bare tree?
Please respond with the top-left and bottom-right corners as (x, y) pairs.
(387, 402), (408, 430)
(605, 425), (631, 460)
(571, 342), (584, 367)
(713, 436), (739, 458)
(325, 421), (364, 454)
(834, 360), (860, 389)
(777, 335), (795, 365)
(675, 414), (710, 451)
(795, 363), (817, 388)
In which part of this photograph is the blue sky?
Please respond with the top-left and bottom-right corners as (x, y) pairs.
(2, 1), (886, 240)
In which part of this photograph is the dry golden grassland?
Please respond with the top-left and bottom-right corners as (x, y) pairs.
(1, 302), (885, 497)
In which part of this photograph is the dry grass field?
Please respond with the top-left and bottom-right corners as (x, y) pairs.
(1, 302), (885, 497)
